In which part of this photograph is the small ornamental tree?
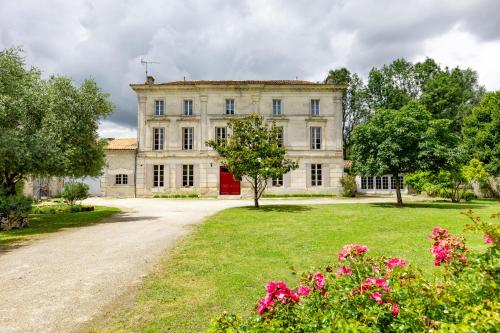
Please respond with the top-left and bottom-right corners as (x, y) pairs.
(206, 114), (298, 208)
(350, 102), (456, 206)
(61, 182), (89, 206)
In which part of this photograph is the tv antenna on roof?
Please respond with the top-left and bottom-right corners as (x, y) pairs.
(140, 58), (159, 77)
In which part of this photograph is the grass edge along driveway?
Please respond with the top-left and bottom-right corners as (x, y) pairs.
(93, 200), (498, 333)
(0, 206), (121, 249)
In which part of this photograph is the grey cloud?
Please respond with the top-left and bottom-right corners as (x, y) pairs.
(0, 0), (499, 131)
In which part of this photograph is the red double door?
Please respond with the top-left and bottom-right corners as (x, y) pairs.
(219, 166), (240, 195)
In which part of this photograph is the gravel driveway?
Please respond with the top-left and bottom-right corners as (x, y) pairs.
(0, 196), (395, 333)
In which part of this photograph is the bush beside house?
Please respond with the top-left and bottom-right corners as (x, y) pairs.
(61, 182), (89, 206)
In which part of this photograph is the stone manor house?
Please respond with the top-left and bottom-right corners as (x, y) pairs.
(101, 78), (347, 197)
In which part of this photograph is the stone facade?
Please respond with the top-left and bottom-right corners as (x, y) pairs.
(103, 79), (345, 197)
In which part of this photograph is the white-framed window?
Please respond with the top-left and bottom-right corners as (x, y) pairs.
(183, 127), (193, 150)
(391, 176), (396, 189)
(153, 127), (164, 151)
(184, 99), (193, 116)
(376, 176), (382, 189)
(153, 165), (164, 187)
(310, 127), (321, 150)
(399, 175), (404, 189)
(183, 164), (194, 187)
(155, 100), (164, 116)
(272, 175), (283, 187)
(276, 127), (284, 147)
(310, 99), (320, 116)
(367, 177), (374, 189)
(382, 176), (389, 189)
(361, 176), (367, 189)
(215, 127), (227, 143)
(272, 99), (282, 116)
(311, 164), (322, 186)
(225, 99), (235, 115)
(115, 174), (128, 185)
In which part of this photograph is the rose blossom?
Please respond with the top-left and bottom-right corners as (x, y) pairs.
(336, 265), (353, 277)
(296, 285), (311, 296)
(387, 257), (406, 269)
(484, 234), (493, 244)
(392, 303), (400, 316)
(313, 272), (326, 289)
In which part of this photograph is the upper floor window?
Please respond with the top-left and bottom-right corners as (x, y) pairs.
(155, 100), (164, 116)
(272, 99), (282, 116)
(310, 127), (321, 150)
(272, 175), (283, 187)
(311, 164), (322, 186)
(153, 127), (164, 151)
(153, 165), (164, 187)
(182, 164), (194, 187)
(115, 174), (128, 185)
(310, 99), (320, 116)
(225, 99), (235, 115)
(215, 127), (227, 143)
(276, 127), (284, 147)
(184, 99), (193, 116)
(183, 127), (193, 150)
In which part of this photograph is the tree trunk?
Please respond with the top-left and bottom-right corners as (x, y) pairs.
(1, 178), (17, 196)
(394, 172), (403, 207)
(253, 178), (259, 208)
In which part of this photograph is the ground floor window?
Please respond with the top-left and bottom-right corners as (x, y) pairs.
(311, 164), (322, 186)
(361, 176), (367, 189)
(391, 176), (396, 189)
(183, 164), (194, 187)
(376, 176), (382, 189)
(382, 176), (389, 189)
(272, 175), (283, 187)
(367, 176), (374, 189)
(399, 175), (404, 189)
(153, 165), (164, 187)
(115, 174), (128, 185)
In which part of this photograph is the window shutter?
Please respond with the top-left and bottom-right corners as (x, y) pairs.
(175, 164), (183, 188)
(323, 164), (330, 187)
(193, 164), (200, 188)
(283, 172), (291, 188)
(305, 164), (311, 188)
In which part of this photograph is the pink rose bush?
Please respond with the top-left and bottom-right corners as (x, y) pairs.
(209, 210), (499, 332)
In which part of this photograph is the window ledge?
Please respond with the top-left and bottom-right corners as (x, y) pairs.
(306, 116), (327, 122)
(146, 115), (170, 122)
(177, 115), (200, 121)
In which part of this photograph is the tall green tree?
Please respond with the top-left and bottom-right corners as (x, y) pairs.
(206, 114), (298, 208)
(326, 68), (369, 158)
(462, 91), (500, 175)
(350, 102), (456, 206)
(0, 48), (113, 196)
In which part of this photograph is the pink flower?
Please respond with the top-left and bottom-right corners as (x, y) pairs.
(392, 303), (400, 316)
(336, 265), (353, 277)
(484, 234), (493, 244)
(296, 285), (311, 296)
(370, 291), (383, 304)
(362, 277), (391, 292)
(258, 280), (299, 315)
(257, 294), (275, 315)
(337, 244), (369, 262)
(387, 258), (406, 269)
(429, 227), (449, 240)
(313, 272), (326, 289)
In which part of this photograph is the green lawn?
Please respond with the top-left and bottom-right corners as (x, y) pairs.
(94, 200), (498, 333)
(0, 206), (120, 248)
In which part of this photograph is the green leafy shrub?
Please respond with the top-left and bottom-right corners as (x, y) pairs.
(208, 210), (499, 332)
(0, 195), (32, 216)
(340, 174), (356, 197)
(153, 193), (199, 198)
(31, 204), (94, 214)
(61, 182), (89, 205)
(262, 193), (335, 198)
(404, 171), (434, 194)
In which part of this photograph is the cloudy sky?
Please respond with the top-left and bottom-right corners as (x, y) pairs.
(1, 0), (499, 138)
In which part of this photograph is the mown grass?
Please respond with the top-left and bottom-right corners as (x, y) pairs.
(94, 200), (498, 333)
(0, 206), (120, 248)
